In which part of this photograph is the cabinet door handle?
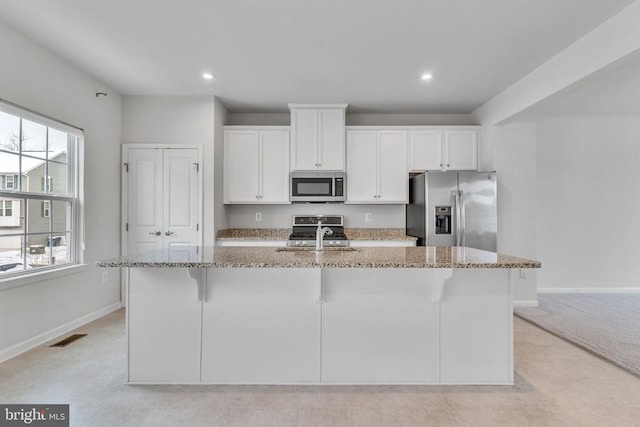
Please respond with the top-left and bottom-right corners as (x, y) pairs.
(165, 231), (175, 236)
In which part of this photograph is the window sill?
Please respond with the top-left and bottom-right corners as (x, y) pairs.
(0, 264), (87, 291)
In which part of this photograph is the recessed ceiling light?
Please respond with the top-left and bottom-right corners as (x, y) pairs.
(421, 73), (433, 81)
(202, 73), (214, 80)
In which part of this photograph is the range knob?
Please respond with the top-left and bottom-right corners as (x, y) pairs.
(301, 241), (307, 246)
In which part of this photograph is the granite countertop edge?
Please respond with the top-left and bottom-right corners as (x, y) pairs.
(96, 246), (541, 269)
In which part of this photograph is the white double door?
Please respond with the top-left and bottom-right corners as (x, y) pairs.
(124, 146), (202, 254)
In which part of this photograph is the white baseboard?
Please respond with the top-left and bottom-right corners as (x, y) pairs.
(0, 301), (122, 364)
(513, 300), (539, 308)
(538, 287), (640, 294)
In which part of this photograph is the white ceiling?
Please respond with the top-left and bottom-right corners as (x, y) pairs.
(0, 0), (636, 113)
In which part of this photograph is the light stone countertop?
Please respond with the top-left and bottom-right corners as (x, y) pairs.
(215, 228), (417, 241)
(97, 246), (541, 269)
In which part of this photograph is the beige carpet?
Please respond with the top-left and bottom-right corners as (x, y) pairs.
(515, 293), (640, 377)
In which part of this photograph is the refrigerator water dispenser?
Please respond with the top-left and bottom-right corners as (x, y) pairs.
(435, 206), (451, 234)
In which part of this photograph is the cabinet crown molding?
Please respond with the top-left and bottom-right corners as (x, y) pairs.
(288, 103), (348, 110)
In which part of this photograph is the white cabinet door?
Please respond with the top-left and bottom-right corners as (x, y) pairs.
(224, 130), (260, 203)
(346, 131), (378, 203)
(290, 106), (346, 171)
(125, 146), (201, 253)
(128, 268), (202, 383)
(444, 130), (477, 170)
(224, 128), (290, 204)
(291, 109), (318, 170)
(318, 108), (345, 170)
(259, 130), (290, 203)
(377, 131), (408, 203)
(346, 130), (407, 203)
(202, 268), (320, 383)
(409, 130), (443, 171)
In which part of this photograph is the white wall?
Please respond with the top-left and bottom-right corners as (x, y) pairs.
(488, 121), (538, 302)
(122, 96), (217, 245)
(0, 22), (122, 359)
(536, 115), (640, 290)
(213, 98), (229, 232)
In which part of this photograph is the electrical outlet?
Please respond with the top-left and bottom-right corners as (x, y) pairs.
(102, 271), (108, 283)
(365, 213), (372, 222)
(255, 212), (262, 222)
(519, 269), (528, 280)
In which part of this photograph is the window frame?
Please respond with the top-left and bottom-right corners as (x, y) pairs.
(0, 200), (12, 216)
(0, 100), (85, 285)
(5, 175), (14, 189)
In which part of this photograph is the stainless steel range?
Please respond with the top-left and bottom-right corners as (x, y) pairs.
(287, 215), (349, 248)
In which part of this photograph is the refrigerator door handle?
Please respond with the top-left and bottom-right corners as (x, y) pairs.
(454, 190), (462, 246)
(459, 190), (465, 247)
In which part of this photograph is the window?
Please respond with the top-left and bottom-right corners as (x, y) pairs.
(5, 175), (14, 189)
(0, 200), (12, 216)
(41, 176), (52, 192)
(0, 101), (84, 278)
(41, 200), (50, 217)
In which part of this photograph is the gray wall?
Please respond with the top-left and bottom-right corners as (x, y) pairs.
(0, 21), (122, 358)
(536, 115), (640, 290)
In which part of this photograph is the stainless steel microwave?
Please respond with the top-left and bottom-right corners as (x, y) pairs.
(290, 171), (345, 203)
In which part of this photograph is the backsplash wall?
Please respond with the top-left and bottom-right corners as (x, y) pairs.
(225, 204), (406, 229)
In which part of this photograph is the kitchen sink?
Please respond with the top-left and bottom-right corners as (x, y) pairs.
(275, 247), (360, 252)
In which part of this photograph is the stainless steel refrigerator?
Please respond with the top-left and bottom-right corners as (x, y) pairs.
(406, 171), (497, 251)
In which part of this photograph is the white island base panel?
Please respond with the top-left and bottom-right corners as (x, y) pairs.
(127, 268), (513, 385)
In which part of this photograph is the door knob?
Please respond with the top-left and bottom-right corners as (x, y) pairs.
(165, 231), (175, 236)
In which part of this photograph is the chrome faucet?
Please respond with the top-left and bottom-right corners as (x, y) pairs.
(315, 221), (333, 251)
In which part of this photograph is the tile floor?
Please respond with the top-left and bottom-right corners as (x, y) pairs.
(1, 309), (639, 426)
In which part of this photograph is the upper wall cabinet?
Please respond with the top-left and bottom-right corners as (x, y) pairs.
(409, 128), (478, 171)
(346, 129), (408, 204)
(224, 127), (290, 204)
(289, 104), (348, 171)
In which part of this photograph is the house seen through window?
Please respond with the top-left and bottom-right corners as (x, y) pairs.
(0, 102), (83, 277)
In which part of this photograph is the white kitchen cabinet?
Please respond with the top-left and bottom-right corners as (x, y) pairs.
(445, 130), (477, 170)
(224, 127), (290, 204)
(409, 128), (478, 171)
(346, 129), (408, 203)
(408, 130), (443, 171)
(289, 104), (347, 171)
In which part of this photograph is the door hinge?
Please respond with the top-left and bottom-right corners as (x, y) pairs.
(193, 162), (199, 173)
(196, 223), (199, 231)
(125, 222), (129, 232)
(123, 162), (129, 172)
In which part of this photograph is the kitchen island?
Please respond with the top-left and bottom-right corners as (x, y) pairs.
(98, 246), (540, 385)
